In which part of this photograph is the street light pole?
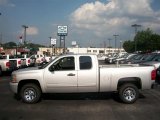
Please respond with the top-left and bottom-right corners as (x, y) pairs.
(113, 34), (119, 52)
(22, 25), (28, 45)
(131, 24), (141, 52)
(120, 41), (122, 53)
(108, 38), (112, 53)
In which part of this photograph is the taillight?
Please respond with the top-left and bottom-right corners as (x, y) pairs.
(28, 59), (30, 63)
(6, 62), (10, 67)
(151, 69), (156, 80)
(18, 60), (21, 65)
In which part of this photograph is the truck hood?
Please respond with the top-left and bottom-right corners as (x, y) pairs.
(12, 67), (43, 75)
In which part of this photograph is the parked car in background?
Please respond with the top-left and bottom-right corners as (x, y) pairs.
(117, 54), (137, 64)
(114, 53), (136, 64)
(29, 54), (51, 66)
(0, 54), (17, 73)
(127, 54), (145, 64)
(130, 53), (160, 64)
(97, 54), (108, 61)
(2, 55), (22, 69)
(105, 53), (119, 64)
(16, 55), (31, 68)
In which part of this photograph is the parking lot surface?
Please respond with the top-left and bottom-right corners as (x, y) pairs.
(1, 75), (160, 120)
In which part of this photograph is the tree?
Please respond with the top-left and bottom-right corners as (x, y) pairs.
(123, 28), (160, 53)
(123, 40), (135, 53)
(3, 42), (17, 49)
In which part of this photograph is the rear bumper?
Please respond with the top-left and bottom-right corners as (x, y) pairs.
(151, 82), (159, 89)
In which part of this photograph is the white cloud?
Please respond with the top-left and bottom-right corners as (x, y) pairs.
(26, 26), (38, 35)
(70, 0), (160, 46)
(0, 0), (15, 7)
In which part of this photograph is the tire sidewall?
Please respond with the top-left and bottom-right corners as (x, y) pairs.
(20, 84), (41, 104)
(119, 84), (139, 104)
(0, 67), (2, 76)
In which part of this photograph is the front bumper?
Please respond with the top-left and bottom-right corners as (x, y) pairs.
(9, 82), (18, 93)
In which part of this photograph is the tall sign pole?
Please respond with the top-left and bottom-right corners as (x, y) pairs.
(57, 25), (68, 54)
(113, 34), (119, 52)
(22, 25), (28, 45)
(51, 38), (56, 56)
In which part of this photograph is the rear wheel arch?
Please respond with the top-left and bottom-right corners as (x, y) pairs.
(117, 77), (142, 90)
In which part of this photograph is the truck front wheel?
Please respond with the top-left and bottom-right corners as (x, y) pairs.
(20, 83), (41, 104)
(119, 83), (139, 104)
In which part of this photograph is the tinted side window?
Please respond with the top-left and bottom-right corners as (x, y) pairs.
(79, 56), (92, 70)
(52, 57), (75, 71)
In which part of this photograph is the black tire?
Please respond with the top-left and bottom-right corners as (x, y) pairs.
(20, 83), (41, 104)
(0, 67), (2, 76)
(119, 83), (139, 104)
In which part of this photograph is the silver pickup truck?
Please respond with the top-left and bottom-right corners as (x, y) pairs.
(10, 54), (156, 104)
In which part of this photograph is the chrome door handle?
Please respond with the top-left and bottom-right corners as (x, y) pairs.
(67, 73), (75, 76)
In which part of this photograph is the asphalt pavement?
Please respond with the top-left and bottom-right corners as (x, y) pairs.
(0, 75), (160, 120)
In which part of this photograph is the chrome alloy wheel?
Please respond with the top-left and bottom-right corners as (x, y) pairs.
(24, 88), (37, 101)
(123, 87), (136, 102)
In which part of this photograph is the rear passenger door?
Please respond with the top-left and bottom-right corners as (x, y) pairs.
(77, 56), (98, 92)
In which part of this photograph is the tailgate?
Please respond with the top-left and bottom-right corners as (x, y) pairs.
(21, 58), (26, 66)
(9, 60), (17, 70)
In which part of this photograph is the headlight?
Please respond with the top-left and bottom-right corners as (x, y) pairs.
(11, 74), (17, 83)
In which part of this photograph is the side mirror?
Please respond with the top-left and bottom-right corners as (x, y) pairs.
(49, 65), (55, 72)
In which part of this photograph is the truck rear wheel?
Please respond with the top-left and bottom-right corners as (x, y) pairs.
(119, 83), (139, 104)
(20, 83), (41, 104)
(0, 67), (2, 76)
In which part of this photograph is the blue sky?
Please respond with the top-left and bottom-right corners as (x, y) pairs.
(0, 0), (160, 48)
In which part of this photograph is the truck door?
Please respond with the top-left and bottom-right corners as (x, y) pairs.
(77, 56), (98, 92)
(44, 56), (78, 93)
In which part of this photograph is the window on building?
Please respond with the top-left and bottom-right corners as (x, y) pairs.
(87, 50), (91, 53)
(99, 50), (104, 53)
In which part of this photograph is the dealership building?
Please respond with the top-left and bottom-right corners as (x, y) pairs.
(38, 47), (126, 56)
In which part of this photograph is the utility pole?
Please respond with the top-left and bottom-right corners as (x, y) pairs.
(119, 41), (122, 53)
(49, 37), (52, 56)
(113, 34), (119, 52)
(131, 24), (141, 52)
(108, 38), (112, 53)
(22, 25), (28, 45)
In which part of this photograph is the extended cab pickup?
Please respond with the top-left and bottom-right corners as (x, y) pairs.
(10, 54), (156, 104)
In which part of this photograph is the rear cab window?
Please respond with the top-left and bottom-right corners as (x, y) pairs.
(79, 56), (92, 70)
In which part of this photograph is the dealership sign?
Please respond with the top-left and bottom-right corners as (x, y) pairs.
(51, 38), (57, 45)
(57, 26), (68, 36)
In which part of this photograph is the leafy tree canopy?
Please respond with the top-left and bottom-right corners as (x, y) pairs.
(123, 28), (160, 53)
